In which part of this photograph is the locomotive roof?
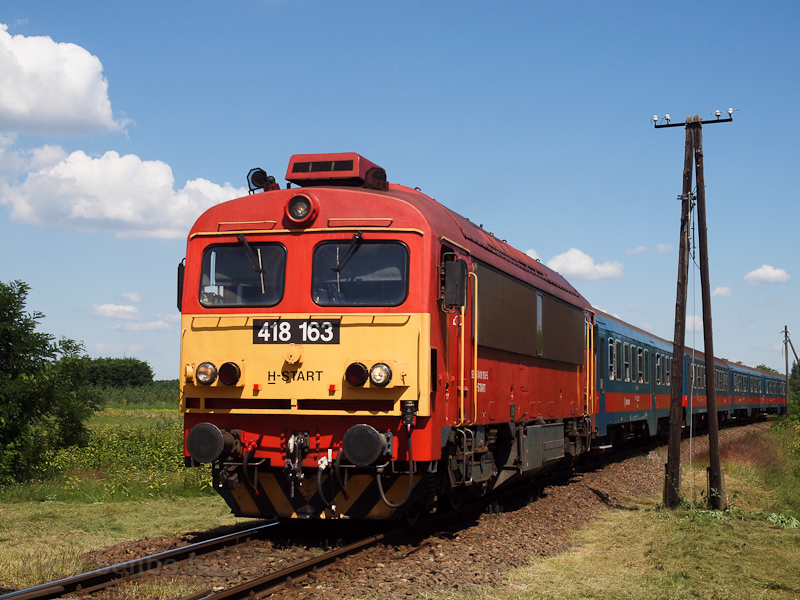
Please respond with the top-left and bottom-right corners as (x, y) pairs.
(190, 153), (591, 312)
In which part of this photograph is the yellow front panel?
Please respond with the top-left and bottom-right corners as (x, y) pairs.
(180, 312), (430, 416)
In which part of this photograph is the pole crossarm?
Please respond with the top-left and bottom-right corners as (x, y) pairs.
(655, 116), (732, 128)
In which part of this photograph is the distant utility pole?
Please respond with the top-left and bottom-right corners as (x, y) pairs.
(785, 326), (799, 416)
(654, 110), (732, 509)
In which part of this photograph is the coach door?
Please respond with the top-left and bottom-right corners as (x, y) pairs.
(440, 249), (475, 426)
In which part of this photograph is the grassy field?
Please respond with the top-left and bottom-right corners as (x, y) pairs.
(495, 418), (800, 600)
(0, 383), (250, 589)
(2, 386), (800, 598)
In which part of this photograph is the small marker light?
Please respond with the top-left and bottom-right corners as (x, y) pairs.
(345, 362), (369, 387)
(219, 362), (241, 386)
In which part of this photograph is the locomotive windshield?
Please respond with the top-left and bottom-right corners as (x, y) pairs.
(312, 240), (408, 306)
(200, 242), (286, 307)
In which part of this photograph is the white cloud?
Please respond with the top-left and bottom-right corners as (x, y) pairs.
(92, 303), (140, 319)
(525, 249), (541, 261)
(686, 315), (703, 333)
(546, 248), (624, 280)
(0, 148), (247, 238)
(743, 265), (790, 286)
(94, 342), (143, 355)
(626, 244), (673, 255)
(117, 320), (170, 331)
(0, 23), (129, 134)
(119, 292), (142, 303)
(711, 286), (732, 297)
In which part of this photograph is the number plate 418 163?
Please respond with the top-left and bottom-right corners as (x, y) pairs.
(253, 319), (340, 344)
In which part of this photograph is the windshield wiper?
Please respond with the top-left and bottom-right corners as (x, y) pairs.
(237, 234), (266, 293)
(332, 231), (363, 273)
(332, 231), (363, 293)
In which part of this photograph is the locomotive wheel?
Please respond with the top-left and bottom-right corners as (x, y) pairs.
(445, 489), (465, 512)
(402, 500), (424, 525)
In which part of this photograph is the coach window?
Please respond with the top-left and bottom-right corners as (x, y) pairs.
(666, 357), (671, 386)
(623, 343), (631, 382)
(656, 353), (662, 385)
(637, 348), (645, 384)
(615, 340), (623, 381)
(644, 349), (650, 384)
(200, 242), (286, 307)
(312, 240), (409, 306)
(608, 338), (615, 381)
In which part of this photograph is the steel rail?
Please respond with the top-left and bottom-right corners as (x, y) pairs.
(187, 532), (387, 600)
(0, 521), (278, 600)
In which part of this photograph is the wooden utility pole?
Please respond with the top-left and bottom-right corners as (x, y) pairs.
(786, 326), (790, 416)
(654, 110), (732, 509)
(694, 119), (724, 509)
(663, 120), (694, 508)
(785, 326), (799, 415)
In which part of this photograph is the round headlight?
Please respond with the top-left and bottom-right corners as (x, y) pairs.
(196, 362), (218, 385)
(286, 194), (318, 225)
(345, 362), (369, 387)
(288, 196), (310, 219)
(219, 362), (241, 386)
(370, 363), (392, 387)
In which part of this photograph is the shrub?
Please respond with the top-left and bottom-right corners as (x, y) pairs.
(85, 357), (154, 388)
(0, 281), (101, 484)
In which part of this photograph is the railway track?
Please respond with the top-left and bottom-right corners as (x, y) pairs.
(3, 421), (756, 600)
(0, 445), (660, 600)
(176, 531), (389, 600)
(0, 522), (279, 600)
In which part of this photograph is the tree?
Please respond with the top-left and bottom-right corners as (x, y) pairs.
(0, 281), (100, 483)
(85, 357), (154, 387)
(756, 363), (778, 373)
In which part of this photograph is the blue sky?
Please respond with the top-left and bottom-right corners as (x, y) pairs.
(0, 1), (797, 379)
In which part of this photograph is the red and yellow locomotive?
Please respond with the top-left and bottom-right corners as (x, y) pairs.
(178, 153), (596, 520)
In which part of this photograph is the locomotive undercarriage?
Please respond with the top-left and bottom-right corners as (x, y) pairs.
(195, 417), (593, 521)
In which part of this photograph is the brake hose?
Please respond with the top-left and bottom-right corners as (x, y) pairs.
(376, 425), (414, 508)
(317, 449), (349, 508)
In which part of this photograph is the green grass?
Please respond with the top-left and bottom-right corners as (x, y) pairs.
(88, 407), (181, 429)
(3, 389), (800, 598)
(0, 385), (246, 592)
(95, 380), (179, 410)
(503, 508), (800, 600)
(490, 421), (800, 600)
(1, 410), (211, 504)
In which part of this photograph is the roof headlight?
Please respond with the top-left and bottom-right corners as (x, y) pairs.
(196, 362), (218, 385)
(285, 194), (318, 226)
(369, 363), (392, 387)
